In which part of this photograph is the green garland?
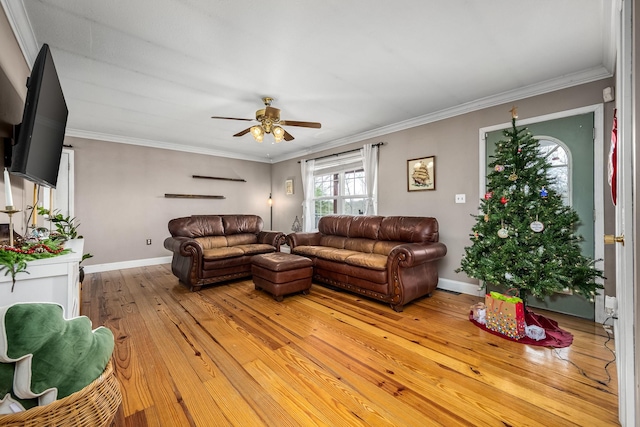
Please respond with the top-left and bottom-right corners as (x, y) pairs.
(0, 240), (70, 292)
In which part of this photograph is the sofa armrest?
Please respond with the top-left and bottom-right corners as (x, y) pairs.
(389, 242), (447, 267)
(258, 231), (286, 251)
(286, 232), (321, 249)
(164, 236), (204, 258)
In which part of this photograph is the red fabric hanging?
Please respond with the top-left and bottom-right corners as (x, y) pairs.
(608, 109), (618, 205)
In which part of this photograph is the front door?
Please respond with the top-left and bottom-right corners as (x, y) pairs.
(485, 112), (600, 319)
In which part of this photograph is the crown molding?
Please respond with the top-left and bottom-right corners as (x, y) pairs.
(271, 66), (613, 163)
(65, 129), (272, 163)
(0, 0), (38, 65)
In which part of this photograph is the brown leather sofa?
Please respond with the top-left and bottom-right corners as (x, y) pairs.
(163, 215), (284, 291)
(286, 215), (447, 311)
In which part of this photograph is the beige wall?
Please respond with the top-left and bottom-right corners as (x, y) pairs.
(271, 79), (616, 295)
(68, 136), (273, 265)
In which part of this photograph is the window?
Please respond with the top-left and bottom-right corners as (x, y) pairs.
(301, 143), (379, 232)
(313, 168), (366, 228)
(538, 137), (571, 206)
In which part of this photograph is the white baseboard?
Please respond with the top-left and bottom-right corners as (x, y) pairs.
(437, 277), (483, 297)
(83, 256), (172, 274)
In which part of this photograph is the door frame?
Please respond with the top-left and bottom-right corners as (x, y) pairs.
(478, 104), (605, 322)
(614, 0), (637, 424)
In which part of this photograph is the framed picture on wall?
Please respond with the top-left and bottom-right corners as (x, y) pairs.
(285, 178), (294, 195)
(407, 156), (435, 191)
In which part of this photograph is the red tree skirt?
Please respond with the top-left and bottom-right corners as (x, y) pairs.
(469, 309), (573, 348)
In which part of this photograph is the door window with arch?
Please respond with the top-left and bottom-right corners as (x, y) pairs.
(537, 136), (571, 207)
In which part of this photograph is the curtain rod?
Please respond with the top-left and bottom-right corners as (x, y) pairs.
(298, 142), (384, 163)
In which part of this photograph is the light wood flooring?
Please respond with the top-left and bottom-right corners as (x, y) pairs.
(81, 264), (620, 426)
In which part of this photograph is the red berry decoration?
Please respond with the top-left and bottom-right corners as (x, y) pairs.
(500, 196), (508, 204)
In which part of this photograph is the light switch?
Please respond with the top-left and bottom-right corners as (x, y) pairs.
(455, 194), (466, 204)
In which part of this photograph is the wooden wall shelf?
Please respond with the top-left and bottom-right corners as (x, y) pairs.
(164, 194), (225, 199)
(192, 175), (245, 182)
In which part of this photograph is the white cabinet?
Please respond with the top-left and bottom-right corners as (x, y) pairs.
(0, 239), (84, 318)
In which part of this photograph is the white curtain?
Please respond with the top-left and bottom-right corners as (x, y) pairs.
(361, 143), (378, 215)
(301, 159), (315, 231)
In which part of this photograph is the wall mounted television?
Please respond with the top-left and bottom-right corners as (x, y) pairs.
(9, 43), (68, 189)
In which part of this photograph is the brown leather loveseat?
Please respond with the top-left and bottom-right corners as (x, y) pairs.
(286, 215), (446, 311)
(164, 215), (284, 291)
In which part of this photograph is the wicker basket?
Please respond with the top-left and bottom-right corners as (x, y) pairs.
(0, 360), (122, 427)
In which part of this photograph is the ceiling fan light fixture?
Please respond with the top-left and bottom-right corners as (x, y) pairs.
(250, 125), (264, 142)
(273, 126), (285, 143)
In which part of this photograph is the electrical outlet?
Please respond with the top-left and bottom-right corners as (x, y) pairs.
(146, 239), (152, 245)
(605, 295), (617, 316)
(455, 194), (466, 204)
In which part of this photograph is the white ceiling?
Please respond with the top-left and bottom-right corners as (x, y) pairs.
(2, 0), (614, 163)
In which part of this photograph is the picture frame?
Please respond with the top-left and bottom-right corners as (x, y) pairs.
(285, 178), (294, 195)
(407, 156), (435, 191)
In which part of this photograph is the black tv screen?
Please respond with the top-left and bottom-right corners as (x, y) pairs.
(10, 43), (68, 189)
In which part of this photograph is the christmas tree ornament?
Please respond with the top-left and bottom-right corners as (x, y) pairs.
(495, 165), (505, 172)
(508, 173), (518, 181)
(500, 196), (508, 204)
(530, 215), (544, 233)
(484, 214), (489, 222)
(498, 221), (509, 238)
(540, 187), (548, 198)
(484, 191), (493, 200)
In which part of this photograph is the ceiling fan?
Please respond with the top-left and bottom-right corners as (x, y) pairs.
(211, 97), (321, 143)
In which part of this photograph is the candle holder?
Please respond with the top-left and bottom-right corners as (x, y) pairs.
(1, 206), (21, 247)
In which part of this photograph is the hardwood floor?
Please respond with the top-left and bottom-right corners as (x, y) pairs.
(81, 264), (620, 426)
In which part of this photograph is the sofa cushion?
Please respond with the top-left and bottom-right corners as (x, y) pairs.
(348, 216), (383, 239)
(344, 238), (376, 253)
(226, 234), (258, 246)
(316, 248), (361, 262)
(196, 236), (228, 249)
(319, 235), (347, 249)
(378, 216), (439, 243)
(373, 241), (404, 256)
(344, 253), (387, 271)
(203, 247), (244, 260)
(292, 245), (324, 257)
(235, 244), (275, 255)
(222, 215), (263, 235)
(169, 215), (225, 238)
(318, 215), (351, 237)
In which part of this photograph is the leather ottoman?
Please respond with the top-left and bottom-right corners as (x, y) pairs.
(251, 253), (313, 301)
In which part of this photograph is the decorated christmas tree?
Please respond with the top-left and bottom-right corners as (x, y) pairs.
(457, 108), (603, 304)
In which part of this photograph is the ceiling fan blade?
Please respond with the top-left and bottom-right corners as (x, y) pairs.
(211, 116), (254, 121)
(283, 129), (294, 141)
(233, 127), (252, 137)
(280, 120), (321, 129)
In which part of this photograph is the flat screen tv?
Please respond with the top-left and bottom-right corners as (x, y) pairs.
(10, 43), (68, 189)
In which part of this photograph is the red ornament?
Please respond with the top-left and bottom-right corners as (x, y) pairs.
(500, 196), (508, 204)
(484, 192), (493, 200)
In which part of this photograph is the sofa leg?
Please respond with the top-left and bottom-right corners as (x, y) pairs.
(391, 303), (404, 312)
(191, 284), (202, 292)
(274, 295), (284, 302)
